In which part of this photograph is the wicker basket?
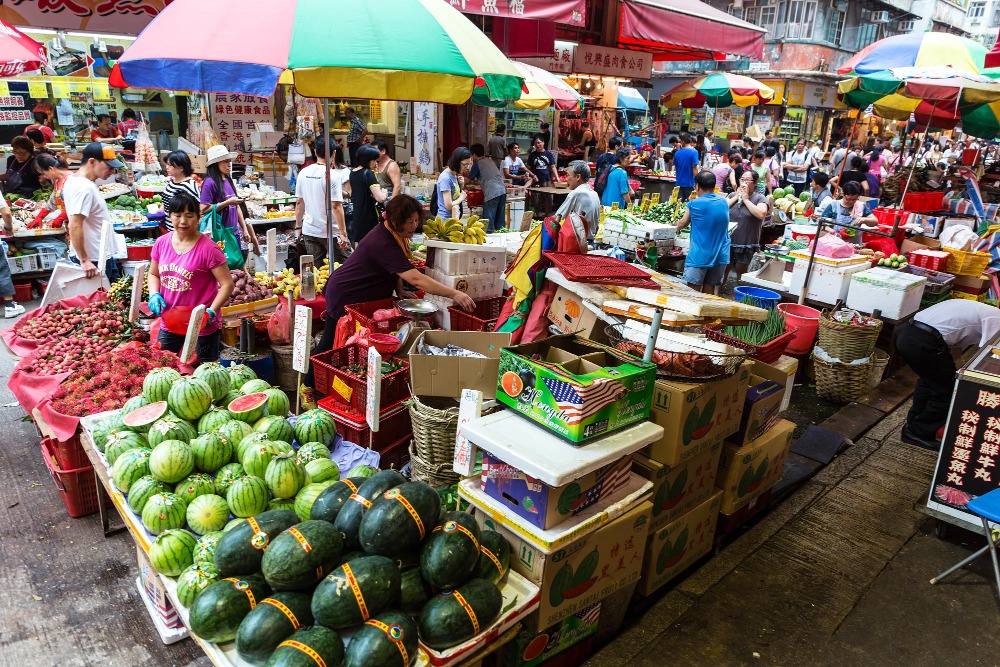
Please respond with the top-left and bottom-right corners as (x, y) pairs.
(407, 395), (498, 487)
(814, 352), (873, 403)
(868, 348), (890, 390)
(816, 312), (882, 362)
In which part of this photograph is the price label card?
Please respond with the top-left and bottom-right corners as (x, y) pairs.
(27, 81), (47, 99)
(292, 304), (313, 374)
(331, 375), (352, 402)
(453, 389), (483, 477)
(0, 81), (9, 97)
(50, 81), (70, 99)
(266, 228), (277, 275)
(128, 263), (147, 325)
(366, 347), (382, 433)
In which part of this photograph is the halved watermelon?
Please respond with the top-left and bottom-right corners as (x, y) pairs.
(122, 401), (170, 434)
(228, 392), (269, 424)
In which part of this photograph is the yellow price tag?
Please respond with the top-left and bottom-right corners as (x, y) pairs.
(0, 81), (9, 97)
(27, 81), (47, 99)
(69, 81), (90, 93)
(611, 202), (619, 210)
(650, 193), (661, 206)
(331, 375), (353, 402)
(92, 82), (111, 100)
(34, 229), (44, 236)
(50, 81), (71, 98)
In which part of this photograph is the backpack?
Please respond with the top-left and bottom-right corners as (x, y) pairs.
(429, 184), (438, 217)
(595, 165), (616, 197)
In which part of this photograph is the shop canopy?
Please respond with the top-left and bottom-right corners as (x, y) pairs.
(617, 0), (766, 61)
(472, 61), (583, 110)
(661, 73), (774, 108)
(988, 29), (1000, 68)
(618, 86), (649, 111)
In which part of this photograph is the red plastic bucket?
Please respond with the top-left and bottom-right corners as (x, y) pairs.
(777, 303), (820, 355)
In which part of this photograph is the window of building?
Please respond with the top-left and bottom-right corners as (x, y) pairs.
(857, 21), (880, 49)
(825, 9), (845, 44)
(781, 0), (817, 38)
(970, 1), (986, 19)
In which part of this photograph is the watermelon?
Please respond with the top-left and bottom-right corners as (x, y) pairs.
(348, 464), (378, 479)
(111, 447), (152, 493)
(92, 413), (126, 453)
(310, 478), (366, 523)
(479, 530), (512, 585)
(143, 367), (181, 403)
(303, 458), (339, 484)
(225, 518), (247, 531)
(188, 494), (231, 535)
(264, 626), (344, 667)
(147, 415), (198, 448)
(344, 611), (418, 667)
(168, 377), (215, 421)
(149, 528), (198, 576)
(269, 498), (296, 512)
(127, 475), (172, 515)
(149, 440), (195, 484)
(265, 453), (307, 499)
(293, 482), (336, 521)
(190, 433), (233, 473)
(218, 419), (254, 451)
(227, 475), (271, 518)
(254, 415), (295, 444)
(236, 591), (314, 666)
(189, 574), (271, 643)
(122, 401), (169, 433)
(193, 362), (232, 402)
(177, 563), (220, 608)
(295, 442), (332, 465)
(174, 473), (217, 504)
(193, 531), (225, 567)
(334, 470), (407, 550)
(213, 509), (300, 577)
(243, 440), (285, 480)
(238, 432), (270, 462)
(399, 567), (432, 617)
(418, 578), (503, 650)
(222, 389), (244, 409)
(294, 409), (337, 447)
(262, 520), (344, 590)
(263, 388), (290, 419)
(229, 392), (269, 424)
(141, 492), (188, 534)
(311, 555), (401, 629)
(197, 406), (233, 434)
(359, 482), (441, 557)
(228, 364), (258, 391)
(214, 462), (247, 496)
(104, 431), (148, 466)
(121, 395), (149, 415)
(420, 511), (482, 590)
(241, 379), (272, 395)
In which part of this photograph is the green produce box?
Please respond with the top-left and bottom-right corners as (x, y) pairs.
(503, 603), (601, 667)
(496, 335), (656, 443)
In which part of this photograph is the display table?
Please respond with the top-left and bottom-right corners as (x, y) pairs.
(637, 175), (675, 201)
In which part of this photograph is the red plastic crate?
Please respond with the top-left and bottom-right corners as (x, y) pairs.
(703, 326), (797, 365)
(871, 208), (911, 230)
(901, 191), (945, 213)
(378, 434), (411, 471)
(318, 397), (412, 451)
(542, 252), (660, 288)
(41, 438), (99, 518)
(311, 345), (410, 411)
(448, 296), (506, 332)
(126, 245), (154, 261)
(345, 295), (423, 335)
(42, 433), (88, 470)
(13, 282), (32, 302)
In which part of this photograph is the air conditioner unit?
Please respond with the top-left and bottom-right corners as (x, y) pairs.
(896, 19), (915, 31)
(872, 10), (890, 22)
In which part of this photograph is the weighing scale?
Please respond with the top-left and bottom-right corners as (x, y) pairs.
(395, 298), (439, 342)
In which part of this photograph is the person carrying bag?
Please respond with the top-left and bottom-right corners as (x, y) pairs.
(201, 204), (244, 269)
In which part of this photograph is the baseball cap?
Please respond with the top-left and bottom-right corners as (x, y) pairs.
(82, 142), (124, 169)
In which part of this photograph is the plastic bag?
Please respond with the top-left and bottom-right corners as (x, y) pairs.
(333, 313), (353, 349)
(268, 298), (291, 345)
(814, 232), (855, 258)
(940, 224), (979, 252)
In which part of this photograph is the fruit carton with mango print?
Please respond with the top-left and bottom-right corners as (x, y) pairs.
(637, 490), (722, 596)
(717, 418), (795, 514)
(633, 441), (722, 533)
(496, 335), (656, 444)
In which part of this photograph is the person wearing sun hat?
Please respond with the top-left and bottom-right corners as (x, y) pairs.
(200, 144), (260, 260)
(64, 142), (125, 283)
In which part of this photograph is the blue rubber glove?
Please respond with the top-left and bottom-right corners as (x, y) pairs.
(148, 292), (166, 316)
(205, 308), (217, 325)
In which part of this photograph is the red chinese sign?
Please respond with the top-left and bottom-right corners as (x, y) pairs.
(0, 0), (170, 35)
(447, 0), (585, 26)
(573, 43), (653, 79)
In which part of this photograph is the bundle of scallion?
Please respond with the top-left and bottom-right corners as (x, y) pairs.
(723, 307), (786, 346)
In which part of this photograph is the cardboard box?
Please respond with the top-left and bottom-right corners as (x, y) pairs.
(548, 286), (601, 339)
(953, 274), (990, 297)
(642, 362), (752, 467)
(727, 360), (788, 447)
(481, 454), (633, 530)
(772, 355), (799, 413)
(504, 604), (601, 667)
(633, 443), (722, 532)
(899, 234), (942, 255)
(496, 335), (656, 443)
(408, 330), (511, 399)
(190, 154), (207, 174)
(717, 418), (795, 514)
(636, 490), (722, 596)
(716, 488), (772, 538)
(477, 501), (652, 630)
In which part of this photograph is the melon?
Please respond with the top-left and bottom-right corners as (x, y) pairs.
(121, 395), (149, 415)
(190, 433), (233, 473)
(193, 362), (232, 402)
(217, 420), (253, 451)
(149, 440), (195, 484)
(143, 367), (181, 403)
(226, 475), (270, 517)
(214, 463), (247, 496)
(228, 392), (269, 424)
(122, 401), (169, 434)
(149, 528), (198, 576)
(305, 458), (340, 483)
(187, 494), (231, 535)
(296, 442), (332, 464)
(265, 452), (307, 499)
(294, 409), (337, 447)
(141, 492), (187, 534)
(147, 415), (198, 448)
(241, 379), (272, 395)
(254, 415), (294, 443)
(227, 364), (257, 391)
(263, 387), (290, 418)
(111, 447), (152, 493)
(168, 377), (215, 421)
(197, 406), (233, 434)
(174, 473), (217, 505)
(104, 431), (148, 466)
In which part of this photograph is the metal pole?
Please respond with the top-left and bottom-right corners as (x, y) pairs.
(323, 99), (334, 257)
(643, 308), (664, 362)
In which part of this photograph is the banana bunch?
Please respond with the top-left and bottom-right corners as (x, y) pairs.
(254, 271), (277, 289)
(315, 258), (332, 293)
(271, 268), (300, 297)
(463, 215), (486, 244)
(422, 215), (486, 244)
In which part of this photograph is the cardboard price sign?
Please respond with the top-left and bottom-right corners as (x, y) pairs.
(180, 305), (206, 365)
(292, 305), (313, 374)
(366, 346), (382, 433)
(453, 389), (484, 477)
(128, 263), (147, 325)
(266, 228), (277, 275)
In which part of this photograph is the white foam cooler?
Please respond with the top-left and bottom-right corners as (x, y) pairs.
(789, 258), (870, 305)
(846, 267), (927, 319)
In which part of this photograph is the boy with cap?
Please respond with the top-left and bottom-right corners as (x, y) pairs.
(64, 142), (124, 283)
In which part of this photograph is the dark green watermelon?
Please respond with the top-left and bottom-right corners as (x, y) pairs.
(399, 567), (432, 617)
(333, 470), (406, 549)
(214, 509), (300, 577)
(309, 477), (366, 523)
(418, 578), (503, 650)
(344, 611), (418, 667)
(311, 555), (401, 629)
(358, 481), (441, 557)
(189, 574), (271, 643)
(264, 625), (344, 667)
(478, 530), (512, 585)
(235, 591), (314, 666)
(261, 520), (344, 590)
(420, 511), (482, 590)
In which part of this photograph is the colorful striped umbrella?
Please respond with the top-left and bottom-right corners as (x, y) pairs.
(838, 32), (990, 76)
(109, 0), (523, 104)
(660, 72), (775, 108)
(472, 61), (583, 111)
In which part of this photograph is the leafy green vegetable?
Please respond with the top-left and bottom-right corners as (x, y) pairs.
(723, 307), (786, 346)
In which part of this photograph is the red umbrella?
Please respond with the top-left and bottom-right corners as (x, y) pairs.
(0, 21), (46, 77)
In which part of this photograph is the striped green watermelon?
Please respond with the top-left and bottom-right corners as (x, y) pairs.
(121, 395), (149, 414)
(141, 492), (188, 534)
(304, 458), (340, 483)
(190, 433), (233, 473)
(217, 420), (253, 451)
(241, 379), (272, 395)
(168, 377), (215, 421)
(147, 415), (198, 447)
(222, 389), (243, 409)
(193, 362), (232, 402)
(294, 409), (337, 447)
(237, 431), (268, 462)
(92, 413), (126, 453)
(273, 440), (295, 456)
(227, 364), (257, 391)
(194, 531), (225, 568)
(177, 563), (220, 608)
(143, 367), (182, 403)
(122, 401), (169, 434)
(296, 442), (332, 464)
(229, 392), (269, 424)
(187, 494), (231, 535)
(174, 473), (217, 505)
(149, 528), (198, 576)
(104, 431), (149, 466)
(112, 447), (152, 493)
(127, 475), (172, 515)
(268, 497), (296, 512)
(254, 415), (294, 444)
(294, 481), (337, 521)
(265, 453), (307, 499)
(214, 463), (247, 496)
(224, 518), (247, 531)
(243, 441), (284, 479)
(347, 464), (378, 479)
(227, 476), (270, 517)
(149, 440), (195, 484)
(197, 406), (233, 434)
(263, 387), (290, 418)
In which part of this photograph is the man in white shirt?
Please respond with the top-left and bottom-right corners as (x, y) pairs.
(894, 300), (1000, 449)
(555, 160), (601, 241)
(64, 142), (123, 282)
(295, 135), (349, 265)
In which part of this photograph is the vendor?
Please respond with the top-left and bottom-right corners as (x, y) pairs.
(725, 170), (769, 282)
(303, 194), (475, 407)
(818, 181), (877, 242)
(676, 170), (730, 295)
(147, 190), (235, 364)
(0, 136), (40, 198)
(894, 300), (1000, 450)
(436, 147), (471, 221)
(502, 143), (534, 187)
(90, 114), (121, 143)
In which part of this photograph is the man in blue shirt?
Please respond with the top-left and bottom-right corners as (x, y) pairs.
(673, 133), (700, 201)
(676, 170), (731, 294)
(595, 136), (623, 182)
(600, 147), (633, 209)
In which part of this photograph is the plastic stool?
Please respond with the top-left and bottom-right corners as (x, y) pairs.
(930, 487), (1000, 604)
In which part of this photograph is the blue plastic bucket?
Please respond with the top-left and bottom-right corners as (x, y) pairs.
(734, 286), (781, 310)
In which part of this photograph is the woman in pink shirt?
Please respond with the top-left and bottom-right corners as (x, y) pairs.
(147, 190), (234, 362)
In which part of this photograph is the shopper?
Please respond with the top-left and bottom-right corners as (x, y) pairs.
(673, 133), (699, 200)
(527, 136), (559, 218)
(894, 300), (1000, 449)
(24, 111), (54, 143)
(25, 128), (55, 157)
(535, 122), (552, 150)
(201, 144), (260, 260)
(859, 161), (880, 199)
(488, 124), (507, 167)
(0, 198), (24, 317)
(712, 153), (740, 193)
(0, 136), (39, 198)
(830, 155), (870, 195)
(147, 190), (234, 364)
(117, 108), (139, 137)
(90, 114), (121, 143)
(468, 143), (506, 232)
(829, 139), (849, 177)
(162, 150), (200, 229)
(349, 144), (387, 242)
(502, 142), (533, 186)
(810, 171), (834, 211)
(554, 160), (600, 238)
(302, 194), (475, 407)
(373, 139), (402, 199)
(436, 146), (472, 222)
(783, 139), (810, 196)
(725, 170), (769, 282)
(345, 107), (367, 166)
(64, 142), (124, 282)
(750, 151), (770, 194)
(819, 181), (877, 241)
(595, 136), (623, 182)
(600, 147), (633, 209)
(34, 153), (70, 206)
(295, 135), (349, 265)
(763, 146), (782, 192)
(676, 171), (731, 294)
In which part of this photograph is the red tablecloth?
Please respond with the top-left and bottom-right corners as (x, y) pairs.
(1, 292), (109, 358)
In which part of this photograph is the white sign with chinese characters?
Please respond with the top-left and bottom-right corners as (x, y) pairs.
(453, 389), (484, 477)
(292, 304), (313, 374)
(413, 102), (437, 174)
(518, 40), (576, 74)
(210, 93), (276, 165)
(573, 44), (653, 79)
(0, 109), (31, 125)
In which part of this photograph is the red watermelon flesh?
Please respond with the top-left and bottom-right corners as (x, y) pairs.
(123, 401), (169, 430)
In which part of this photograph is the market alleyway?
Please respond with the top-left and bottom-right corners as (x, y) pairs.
(2, 306), (1000, 667)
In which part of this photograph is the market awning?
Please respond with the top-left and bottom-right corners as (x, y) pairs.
(617, 0), (766, 61)
(987, 28), (1000, 68)
(618, 86), (649, 111)
(449, 0), (587, 27)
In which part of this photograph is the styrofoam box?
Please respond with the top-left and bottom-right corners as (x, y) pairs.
(790, 258), (871, 306)
(431, 249), (470, 276)
(426, 268), (504, 300)
(846, 267), (927, 319)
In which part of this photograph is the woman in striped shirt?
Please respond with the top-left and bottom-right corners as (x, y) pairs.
(162, 150), (201, 231)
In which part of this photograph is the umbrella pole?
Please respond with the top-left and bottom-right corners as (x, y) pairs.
(898, 101), (938, 208)
(834, 113), (861, 190)
(324, 98), (335, 257)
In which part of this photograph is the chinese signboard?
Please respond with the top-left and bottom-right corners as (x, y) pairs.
(413, 101), (437, 174)
(518, 40), (576, 74)
(210, 93), (275, 164)
(573, 44), (653, 80)
(0, 1), (169, 36)
(447, 0), (586, 26)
